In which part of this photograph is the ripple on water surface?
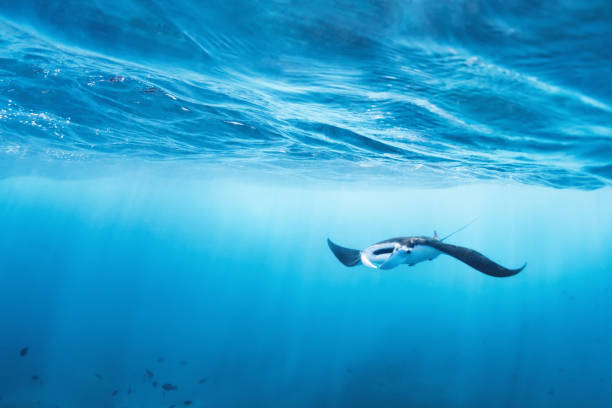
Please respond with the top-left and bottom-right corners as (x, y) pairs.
(0, 0), (611, 189)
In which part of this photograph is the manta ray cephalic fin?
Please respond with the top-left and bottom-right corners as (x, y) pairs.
(379, 246), (411, 270)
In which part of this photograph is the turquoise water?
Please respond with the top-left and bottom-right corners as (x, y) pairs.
(1, 1), (612, 407)
(2, 178), (611, 407)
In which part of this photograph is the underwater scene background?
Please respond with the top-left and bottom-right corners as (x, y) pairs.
(1, 0), (611, 407)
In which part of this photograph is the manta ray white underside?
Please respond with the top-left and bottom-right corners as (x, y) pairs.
(359, 240), (442, 270)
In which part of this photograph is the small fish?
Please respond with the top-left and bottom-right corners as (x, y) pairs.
(95, 373), (103, 380)
(32, 375), (40, 381)
(112, 390), (119, 397)
(20, 347), (29, 357)
(152, 381), (158, 388)
(162, 384), (178, 391)
(179, 360), (187, 366)
(157, 357), (165, 363)
(198, 378), (208, 384)
(145, 369), (154, 379)
(128, 387), (132, 395)
(184, 401), (192, 406)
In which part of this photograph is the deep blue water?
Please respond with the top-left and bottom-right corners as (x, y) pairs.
(1, 1), (612, 408)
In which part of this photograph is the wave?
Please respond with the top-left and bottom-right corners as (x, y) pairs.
(0, 0), (611, 189)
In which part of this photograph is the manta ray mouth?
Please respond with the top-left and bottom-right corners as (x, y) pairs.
(372, 247), (394, 255)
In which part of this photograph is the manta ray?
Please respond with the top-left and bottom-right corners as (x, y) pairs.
(327, 223), (525, 277)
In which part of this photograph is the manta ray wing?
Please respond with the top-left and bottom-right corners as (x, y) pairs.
(423, 240), (526, 277)
(327, 239), (362, 267)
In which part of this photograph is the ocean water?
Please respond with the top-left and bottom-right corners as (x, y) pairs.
(1, 1), (611, 407)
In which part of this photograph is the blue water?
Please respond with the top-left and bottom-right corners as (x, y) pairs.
(1, 0), (612, 187)
(1, 1), (612, 407)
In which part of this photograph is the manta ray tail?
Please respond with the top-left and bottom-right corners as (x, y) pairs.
(426, 240), (526, 277)
(327, 239), (362, 267)
(440, 216), (480, 242)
